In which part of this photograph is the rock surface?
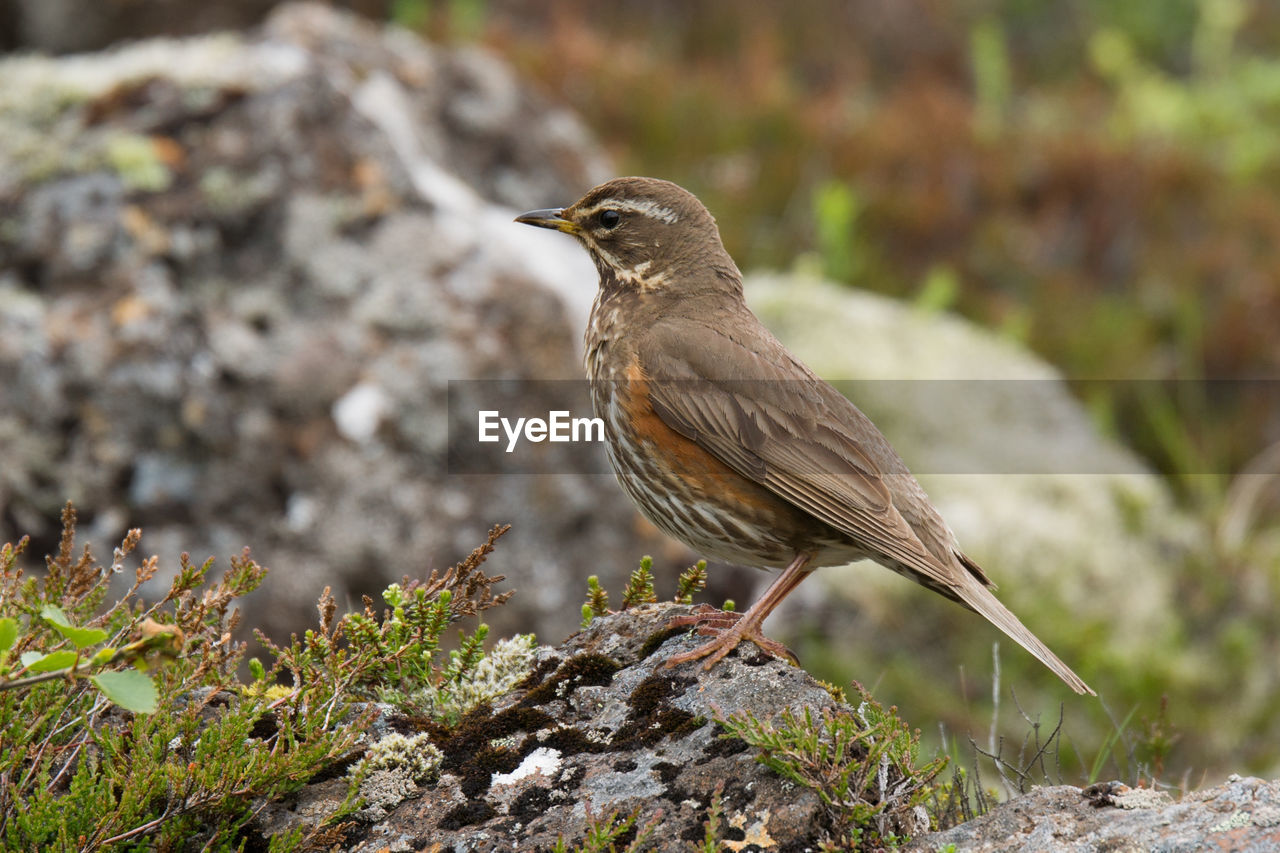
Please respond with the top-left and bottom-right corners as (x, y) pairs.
(909, 776), (1280, 853)
(253, 605), (1280, 852)
(255, 604), (897, 851)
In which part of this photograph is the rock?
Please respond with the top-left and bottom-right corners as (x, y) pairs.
(251, 605), (1280, 852)
(0, 2), (660, 647)
(908, 776), (1280, 852)
(254, 604), (892, 850)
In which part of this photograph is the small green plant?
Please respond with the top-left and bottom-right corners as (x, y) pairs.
(0, 507), (522, 849)
(1134, 695), (1180, 785)
(808, 180), (871, 286)
(686, 780), (726, 852)
(552, 803), (662, 852)
(0, 505), (360, 850)
(673, 559), (708, 604)
(1088, 704), (1139, 785)
(581, 575), (610, 628)
(716, 689), (945, 850)
(257, 524), (522, 724)
(580, 558), (714, 628)
(620, 556), (658, 609)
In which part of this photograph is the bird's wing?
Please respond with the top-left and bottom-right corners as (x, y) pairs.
(638, 318), (1096, 696)
(638, 319), (957, 591)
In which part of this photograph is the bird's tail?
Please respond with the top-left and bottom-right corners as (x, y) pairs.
(952, 563), (1095, 696)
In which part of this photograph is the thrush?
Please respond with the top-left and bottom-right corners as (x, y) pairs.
(516, 177), (1094, 695)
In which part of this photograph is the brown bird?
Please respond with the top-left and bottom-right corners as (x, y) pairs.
(516, 177), (1094, 695)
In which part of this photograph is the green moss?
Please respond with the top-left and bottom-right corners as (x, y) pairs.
(637, 626), (683, 661)
(612, 673), (703, 749)
(104, 133), (171, 192)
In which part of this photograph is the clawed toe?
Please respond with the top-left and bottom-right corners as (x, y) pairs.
(660, 606), (798, 670)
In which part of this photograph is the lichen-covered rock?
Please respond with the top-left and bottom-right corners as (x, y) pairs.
(251, 606), (1280, 852)
(257, 604), (848, 850)
(908, 776), (1280, 852)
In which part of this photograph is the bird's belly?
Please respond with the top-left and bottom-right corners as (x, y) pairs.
(594, 376), (847, 569)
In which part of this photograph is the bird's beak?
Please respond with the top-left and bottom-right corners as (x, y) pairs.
(515, 207), (579, 235)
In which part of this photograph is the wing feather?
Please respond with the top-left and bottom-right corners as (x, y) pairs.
(639, 320), (955, 590)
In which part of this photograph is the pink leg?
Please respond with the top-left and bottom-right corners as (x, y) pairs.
(662, 552), (814, 670)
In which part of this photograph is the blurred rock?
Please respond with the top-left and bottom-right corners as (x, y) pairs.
(0, 0), (390, 55)
(908, 776), (1280, 852)
(0, 2), (649, 646)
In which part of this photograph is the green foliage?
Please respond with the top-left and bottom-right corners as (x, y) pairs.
(673, 560), (708, 605)
(0, 509), (523, 848)
(970, 19), (1012, 138)
(1134, 695), (1181, 782)
(923, 765), (990, 833)
(552, 803), (662, 853)
(0, 505), (360, 851)
(1, 594), (171, 713)
(257, 524), (526, 725)
(581, 575), (610, 628)
(1091, 0), (1280, 180)
(1087, 697), (1183, 788)
(394, 0), (488, 41)
(716, 690), (946, 849)
(583, 558), (719, 626)
(619, 555), (657, 610)
(810, 180), (866, 285)
(913, 265), (961, 315)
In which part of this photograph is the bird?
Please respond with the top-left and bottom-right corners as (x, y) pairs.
(515, 176), (1094, 695)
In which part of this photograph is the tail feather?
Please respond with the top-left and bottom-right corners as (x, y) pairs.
(953, 570), (1095, 696)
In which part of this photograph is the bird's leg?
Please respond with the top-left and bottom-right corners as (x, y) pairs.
(662, 552), (814, 670)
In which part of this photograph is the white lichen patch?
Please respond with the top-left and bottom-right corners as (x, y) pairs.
(350, 732), (444, 820)
(1211, 810), (1253, 832)
(352, 731), (443, 783)
(357, 768), (421, 821)
(1113, 786), (1174, 810)
(490, 746), (562, 787)
(583, 728), (614, 746)
(417, 634), (539, 718)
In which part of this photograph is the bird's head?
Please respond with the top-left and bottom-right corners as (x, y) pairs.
(516, 177), (738, 295)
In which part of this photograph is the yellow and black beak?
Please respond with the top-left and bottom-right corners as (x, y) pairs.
(514, 207), (579, 234)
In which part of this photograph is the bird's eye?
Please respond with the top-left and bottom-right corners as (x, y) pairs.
(598, 209), (621, 229)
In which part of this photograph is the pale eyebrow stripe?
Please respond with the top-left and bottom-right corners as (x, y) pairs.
(577, 198), (680, 225)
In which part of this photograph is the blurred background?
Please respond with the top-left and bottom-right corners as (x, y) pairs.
(1, 0), (1278, 791)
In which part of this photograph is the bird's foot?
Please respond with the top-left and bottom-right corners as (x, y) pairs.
(661, 606), (797, 670)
